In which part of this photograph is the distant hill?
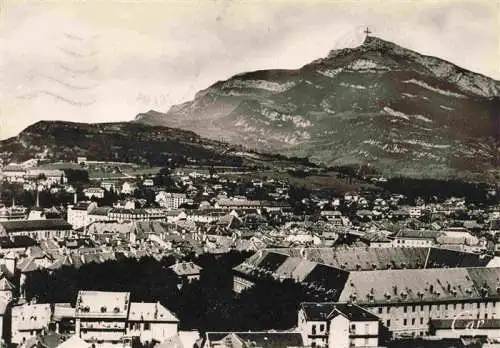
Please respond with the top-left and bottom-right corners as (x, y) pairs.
(0, 120), (317, 170)
(136, 36), (500, 182)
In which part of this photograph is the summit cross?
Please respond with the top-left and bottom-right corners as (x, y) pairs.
(364, 27), (372, 36)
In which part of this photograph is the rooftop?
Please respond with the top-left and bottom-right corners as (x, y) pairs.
(75, 291), (130, 319)
(128, 302), (179, 322)
(12, 303), (51, 331)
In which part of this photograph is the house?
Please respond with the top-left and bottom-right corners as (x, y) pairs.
(11, 302), (52, 344)
(392, 230), (441, 247)
(298, 302), (380, 348)
(143, 179), (155, 187)
(127, 301), (179, 344)
(121, 182), (137, 195)
(75, 291), (179, 347)
(156, 192), (188, 210)
(83, 187), (105, 200)
(67, 202), (94, 229)
(169, 262), (203, 282)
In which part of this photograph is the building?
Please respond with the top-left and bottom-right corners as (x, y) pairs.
(392, 230), (441, 248)
(11, 302), (52, 344)
(107, 208), (164, 223)
(298, 302), (380, 348)
(75, 291), (131, 346)
(0, 165), (26, 183)
(155, 192), (188, 210)
(83, 188), (105, 200)
(169, 262), (203, 282)
(337, 267), (500, 338)
(121, 182), (137, 195)
(0, 219), (73, 240)
(127, 302), (179, 344)
(75, 290), (179, 347)
(67, 202), (94, 229)
(233, 250), (499, 338)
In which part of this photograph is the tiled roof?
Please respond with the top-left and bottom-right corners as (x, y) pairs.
(53, 303), (76, 320)
(338, 267), (500, 305)
(0, 219), (72, 233)
(169, 262), (202, 276)
(128, 302), (178, 322)
(12, 303), (51, 331)
(75, 291), (130, 319)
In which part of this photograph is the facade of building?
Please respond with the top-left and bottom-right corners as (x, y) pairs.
(75, 291), (179, 347)
(155, 192), (188, 210)
(84, 188), (105, 200)
(298, 302), (380, 348)
(11, 302), (52, 344)
(0, 219), (73, 240)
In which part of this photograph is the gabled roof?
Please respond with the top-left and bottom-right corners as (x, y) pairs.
(300, 302), (379, 322)
(128, 302), (179, 322)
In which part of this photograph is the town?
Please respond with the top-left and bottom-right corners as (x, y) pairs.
(0, 155), (498, 348)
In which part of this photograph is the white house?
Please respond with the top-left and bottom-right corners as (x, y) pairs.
(298, 302), (380, 348)
(11, 302), (52, 345)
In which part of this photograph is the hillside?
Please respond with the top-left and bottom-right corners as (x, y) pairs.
(0, 120), (327, 171)
(136, 36), (500, 182)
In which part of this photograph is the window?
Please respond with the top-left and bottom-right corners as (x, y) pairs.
(453, 304), (457, 310)
(378, 307), (383, 314)
(420, 318), (424, 325)
(462, 303), (465, 310)
(404, 306), (407, 313)
(412, 305), (416, 312)
(420, 305), (424, 311)
(437, 305), (440, 310)
(387, 320), (391, 327)
(320, 324), (325, 332)
(144, 322), (151, 330)
(351, 324), (356, 332)
(477, 303), (480, 309)
(445, 304), (448, 310)
(312, 325), (316, 335)
(387, 307), (390, 314)
(403, 319), (407, 326)
(412, 318), (415, 325)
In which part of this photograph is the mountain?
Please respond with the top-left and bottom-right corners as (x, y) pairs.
(0, 120), (320, 170)
(135, 36), (500, 182)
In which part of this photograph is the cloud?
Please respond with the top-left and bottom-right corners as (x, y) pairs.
(0, 0), (498, 139)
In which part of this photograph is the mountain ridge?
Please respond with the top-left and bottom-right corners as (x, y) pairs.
(135, 36), (500, 182)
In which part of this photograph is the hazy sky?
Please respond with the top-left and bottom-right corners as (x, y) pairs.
(0, 0), (498, 139)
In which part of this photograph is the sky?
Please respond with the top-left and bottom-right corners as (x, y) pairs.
(0, 0), (498, 139)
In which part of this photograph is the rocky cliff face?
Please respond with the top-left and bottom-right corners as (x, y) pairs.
(136, 36), (500, 181)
